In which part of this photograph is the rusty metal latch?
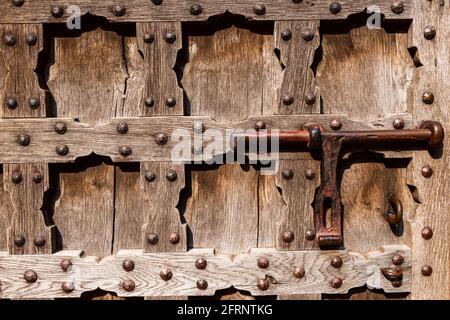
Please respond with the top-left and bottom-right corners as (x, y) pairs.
(234, 120), (444, 247)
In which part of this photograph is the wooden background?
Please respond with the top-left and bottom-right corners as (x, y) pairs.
(0, 0), (448, 300)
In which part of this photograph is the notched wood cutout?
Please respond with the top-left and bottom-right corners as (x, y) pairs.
(0, 245), (411, 298)
(137, 22), (183, 116)
(0, 24), (45, 118)
(3, 164), (53, 254)
(141, 162), (187, 252)
(274, 20), (320, 115)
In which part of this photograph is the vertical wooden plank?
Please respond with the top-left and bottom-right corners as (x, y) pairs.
(316, 26), (415, 299)
(0, 165), (14, 251)
(136, 22), (183, 116)
(3, 163), (52, 254)
(0, 24), (45, 118)
(409, 0), (450, 300)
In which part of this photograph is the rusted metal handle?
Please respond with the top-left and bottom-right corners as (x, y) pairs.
(385, 197), (403, 225)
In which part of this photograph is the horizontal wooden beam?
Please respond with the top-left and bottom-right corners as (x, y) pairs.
(0, 245), (411, 298)
(0, 114), (414, 163)
(0, 1), (413, 23)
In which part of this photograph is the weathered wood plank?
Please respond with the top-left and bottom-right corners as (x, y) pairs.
(0, 1), (414, 23)
(0, 24), (45, 118)
(0, 166), (14, 251)
(0, 114), (415, 163)
(0, 245), (411, 298)
(3, 163), (53, 254)
(409, 0), (450, 300)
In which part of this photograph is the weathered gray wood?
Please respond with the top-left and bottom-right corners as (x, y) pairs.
(409, 0), (449, 300)
(0, 245), (411, 298)
(0, 1), (414, 23)
(0, 24), (45, 118)
(3, 163), (53, 254)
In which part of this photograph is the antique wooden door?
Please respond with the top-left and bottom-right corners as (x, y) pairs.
(0, 1), (448, 300)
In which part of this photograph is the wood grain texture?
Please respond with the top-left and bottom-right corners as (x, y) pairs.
(0, 114), (414, 163)
(408, 0), (449, 300)
(3, 163), (53, 254)
(316, 26), (416, 299)
(0, 166), (14, 251)
(0, 1), (414, 23)
(0, 24), (45, 118)
(141, 162), (187, 252)
(273, 21), (320, 114)
(0, 245), (411, 298)
(136, 22), (183, 116)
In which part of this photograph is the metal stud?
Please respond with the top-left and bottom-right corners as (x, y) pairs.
(112, 5), (126, 17)
(195, 258), (207, 270)
(421, 165), (433, 178)
(190, 4), (203, 15)
(56, 145), (69, 156)
(143, 34), (155, 44)
(50, 6), (64, 18)
(151, 0), (163, 4)
(12, 0), (25, 7)
(145, 171), (156, 182)
(24, 270), (38, 283)
(281, 29), (292, 41)
(257, 278), (269, 291)
(32, 171), (43, 183)
(422, 92), (434, 104)
(26, 33), (37, 46)
(292, 0), (303, 3)
(11, 170), (23, 184)
(4, 33), (16, 46)
(166, 170), (178, 182)
(421, 226), (433, 240)
(393, 118), (404, 130)
(305, 94), (316, 105)
(305, 169), (315, 180)
(119, 146), (132, 157)
(14, 234), (25, 247)
(331, 277), (342, 288)
(424, 26), (436, 40)
(165, 96), (176, 107)
(282, 94), (294, 106)
(305, 229), (315, 241)
(155, 133), (168, 145)
(392, 255), (404, 266)
(144, 97), (154, 108)
(147, 233), (159, 245)
(62, 282), (75, 293)
(257, 257), (269, 269)
(253, 4), (266, 15)
(421, 265), (432, 276)
(17, 134), (31, 146)
(117, 122), (129, 134)
(329, 2), (342, 14)
(282, 230), (294, 243)
(60, 259), (72, 272)
(122, 259), (135, 272)
(330, 119), (342, 130)
(5, 97), (17, 109)
(197, 279), (208, 290)
(293, 266), (305, 279)
(169, 232), (180, 244)
(122, 279), (135, 291)
(165, 32), (176, 43)
(33, 235), (46, 247)
(282, 169), (294, 180)
(255, 120), (266, 131)
(302, 31), (315, 41)
(391, 1), (404, 14)
(331, 256), (343, 268)
(55, 122), (67, 134)
(160, 268), (173, 281)
(28, 97), (40, 109)
(392, 280), (402, 287)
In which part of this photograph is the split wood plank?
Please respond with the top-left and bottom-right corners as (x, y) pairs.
(408, 0), (450, 300)
(316, 26), (415, 299)
(0, 245), (411, 298)
(136, 22), (183, 116)
(3, 163), (52, 254)
(0, 24), (45, 118)
(0, 1), (414, 23)
(272, 21), (320, 115)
